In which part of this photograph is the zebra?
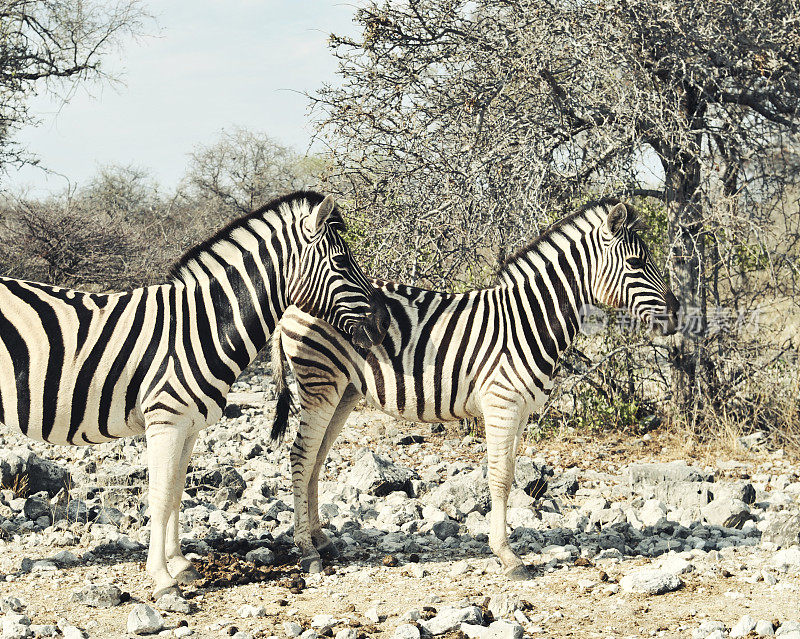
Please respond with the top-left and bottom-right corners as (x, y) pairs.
(0, 190), (389, 598)
(271, 199), (679, 579)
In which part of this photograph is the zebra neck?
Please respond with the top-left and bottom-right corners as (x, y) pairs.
(500, 236), (594, 359)
(176, 252), (285, 383)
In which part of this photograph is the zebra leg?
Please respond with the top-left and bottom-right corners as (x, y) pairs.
(308, 385), (361, 557)
(483, 399), (531, 580)
(145, 417), (191, 599)
(291, 391), (344, 573)
(166, 432), (202, 584)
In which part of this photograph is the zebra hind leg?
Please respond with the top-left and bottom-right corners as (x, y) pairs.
(166, 433), (202, 584)
(308, 385), (361, 558)
(482, 398), (532, 580)
(145, 416), (193, 599)
(291, 396), (341, 573)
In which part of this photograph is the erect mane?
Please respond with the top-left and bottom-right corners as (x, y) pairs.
(169, 190), (344, 281)
(495, 198), (636, 280)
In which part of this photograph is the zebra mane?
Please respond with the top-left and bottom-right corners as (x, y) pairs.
(496, 198), (643, 280)
(168, 190), (344, 281)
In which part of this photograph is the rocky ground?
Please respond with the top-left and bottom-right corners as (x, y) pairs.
(1, 367), (799, 639)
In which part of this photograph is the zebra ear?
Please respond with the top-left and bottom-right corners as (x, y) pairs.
(308, 195), (336, 234)
(606, 202), (629, 236)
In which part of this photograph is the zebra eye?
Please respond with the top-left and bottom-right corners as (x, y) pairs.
(626, 257), (645, 270)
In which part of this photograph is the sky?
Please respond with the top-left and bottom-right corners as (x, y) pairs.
(3, 1), (360, 196)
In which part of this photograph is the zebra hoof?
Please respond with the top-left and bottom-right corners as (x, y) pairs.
(505, 565), (532, 581)
(317, 541), (340, 559)
(152, 584), (182, 601)
(175, 565), (203, 585)
(300, 556), (323, 574)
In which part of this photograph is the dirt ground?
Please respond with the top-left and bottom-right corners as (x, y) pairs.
(1, 407), (798, 639)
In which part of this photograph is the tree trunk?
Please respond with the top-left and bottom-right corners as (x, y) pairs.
(664, 153), (708, 425)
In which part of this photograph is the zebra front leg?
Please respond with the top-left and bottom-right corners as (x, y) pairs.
(483, 398), (531, 580)
(166, 433), (202, 584)
(145, 417), (191, 599)
(308, 385), (361, 557)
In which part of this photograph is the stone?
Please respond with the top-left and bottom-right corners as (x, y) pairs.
(392, 625), (421, 639)
(627, 461), (709, 486)
(514, 457), (550, 499)
(639, 499), (668, 527)
(365, 607), (381, 624)
(425, 466), (491, 519)
(0, 597), (25, 613)
(761, 512), (800, 548)
(335, 630), (357, 639)
(651, 482), (713, 510)
(730, 615), (757, 638)
(422, 606), (483, 635)
(283, 622), (303, 637)
(0, 450), (72, 497)
(620, 568), (683, 595)
(460, 623), (489, 639)
(2, 614), (32, 639)
(126, 604), (164, 635)
(771, 547), (800, 571)
(245, 547), (276, 566)
(488, 593), (521, 619)
(61, 626), (83, 639)
(547, 473), (579, 497)
(22, 494), (50, 522)
(311, 615), (337, 629)
(701, 498), (752, 528)
(487, 620), (524, 639)
(657, 554), (694, 576)
(71, 584), (123, 608)
(52, 550), (79, 567)
(345, 451), (417, 497)
(432, 519), (460, 540)
(155, 592), (191, 614)
(186, 466), (246, 498)
(174, 627), (193, 638)
(691, 621), (725, 639)
(238, 604), (267, 618)
(755, 620), (775, 636)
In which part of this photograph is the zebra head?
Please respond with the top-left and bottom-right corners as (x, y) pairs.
(594, 202), (679, 335)
(288, 194), (389, 348)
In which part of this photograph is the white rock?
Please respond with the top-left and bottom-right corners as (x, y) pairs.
(487, 620), (524, 639)
(730, 615), (757, 638)
(422, 606), (483, 636)
(692, 621), (725, 639)
(772, 547), (800, 572)
(238, 604), (267, 618)
(365, 608), (381, 624)
(2, 614), (32, 639)
(174, 627), (193, 638)
(311, 615), (338, 629)
(460, 623), (489, 639)
(283, 622), (303, 638)
(620, 569), (682, 595)
(0, 598), (25, 613)
(334, 630), (357, 639)
(299, 630), (317, 639)
(706, 631), (726, 639)
(392, 624), (421, 639)
(29, 625), (57, 637)
(488, 593), (520, 619)
(126, 604), (164, 635)
(658, 554), (694, 575)
(61, 626), (84, 639)
(639, 499), (668, 527)
(155, 593), (191, 614)
(755, 619), (775, 636)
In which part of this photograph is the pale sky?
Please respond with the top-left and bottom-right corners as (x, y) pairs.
(3, 1), (360, 196)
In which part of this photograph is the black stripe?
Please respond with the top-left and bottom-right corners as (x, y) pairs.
(433, 294), (469, 420)
(191, 280), (237, 387)
(1, 280), (63, 442)
(0, 311), (30, 434)
(180, 287), (225, 413)
(97, 292), (148, 440)
(125, 288), (166, 420)
(450, 295), (481, 416)
(68, 295), (130, 444)
(414, 296), (450, 420)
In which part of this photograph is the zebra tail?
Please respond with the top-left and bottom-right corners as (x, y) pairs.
(270, 326), (293, 442)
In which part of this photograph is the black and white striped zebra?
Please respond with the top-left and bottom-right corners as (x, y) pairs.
(272, 199), (679, 578)
(0, 191), (389, 598)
